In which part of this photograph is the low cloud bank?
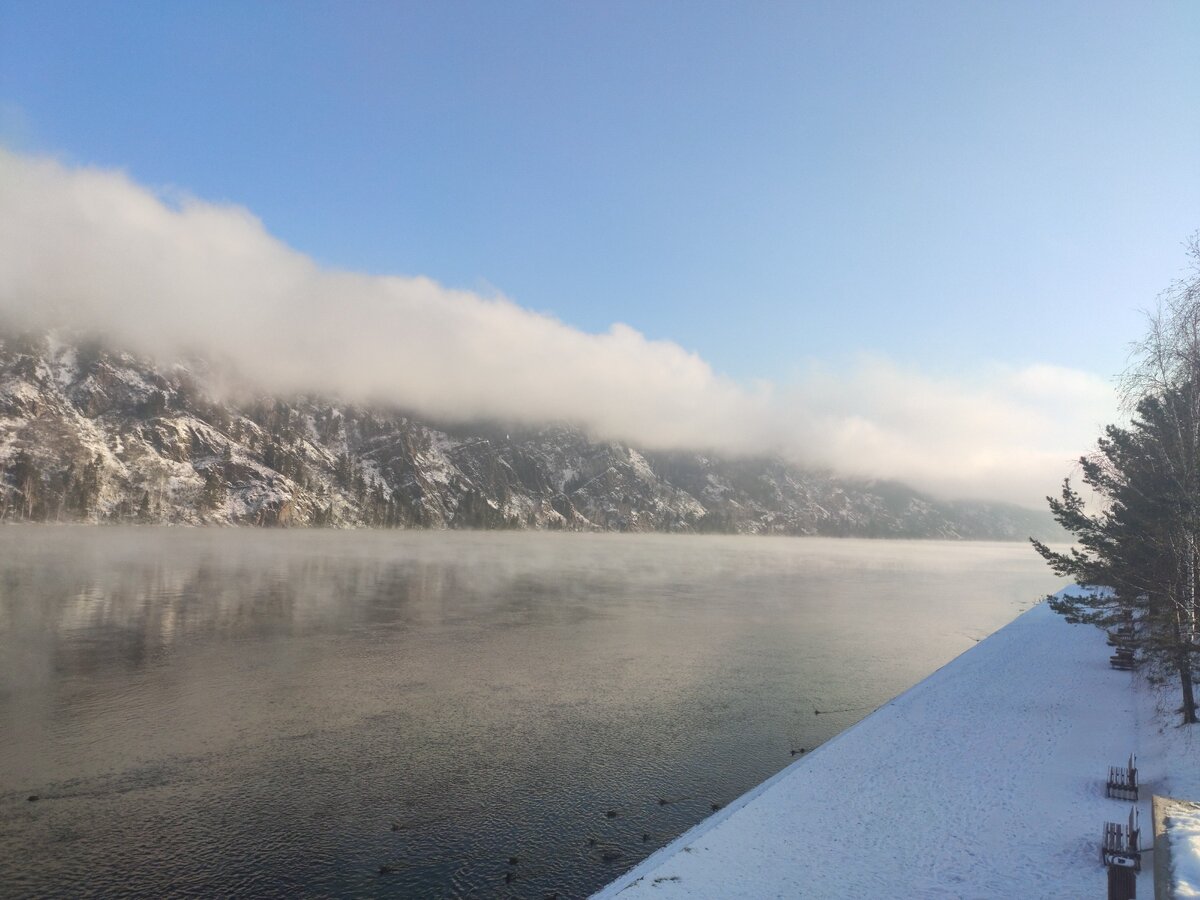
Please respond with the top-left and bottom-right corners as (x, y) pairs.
(0, 149), (1114, 507)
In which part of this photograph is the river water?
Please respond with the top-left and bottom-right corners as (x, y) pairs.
(0, 528), (1059, 898)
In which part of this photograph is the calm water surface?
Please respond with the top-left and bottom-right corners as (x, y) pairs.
(0, 528), (1059, 898)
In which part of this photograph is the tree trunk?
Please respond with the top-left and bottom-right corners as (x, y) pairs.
(1178, 648), (1198, 724)
(1172, 609), (1199, 725)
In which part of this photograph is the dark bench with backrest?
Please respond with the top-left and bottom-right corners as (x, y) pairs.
(1101, 806), (1141, 871)
(1108, 621), (1136, 668)
(1106, 754), (1138, 801)
(1110, 646), (1135, 670)
(1102, 806), (1141, 899)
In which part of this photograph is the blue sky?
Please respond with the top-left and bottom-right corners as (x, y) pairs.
(1, 1), (1198, 503)
(4, 1), (1197, 381)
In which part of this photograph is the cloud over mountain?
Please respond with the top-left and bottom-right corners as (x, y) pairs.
(0, 149), (1115, 506)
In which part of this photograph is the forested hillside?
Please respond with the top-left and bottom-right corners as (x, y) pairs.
(0, 329), (1057, 539)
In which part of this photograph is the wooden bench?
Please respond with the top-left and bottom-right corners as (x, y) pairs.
(1110, 647), (1135, 670)
(1101, 806), (1141, 872)
(1107, 754), (1138, 801)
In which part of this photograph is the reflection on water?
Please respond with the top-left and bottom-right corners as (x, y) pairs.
(0, 528), (1057, 898)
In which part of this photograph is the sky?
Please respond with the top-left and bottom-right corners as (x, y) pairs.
(1, 1), (1198, 507)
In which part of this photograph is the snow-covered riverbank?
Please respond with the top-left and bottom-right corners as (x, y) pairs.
(593, 588), (1199, 898)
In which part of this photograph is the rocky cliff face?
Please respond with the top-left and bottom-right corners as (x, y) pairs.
(0, 330), (1057, 539)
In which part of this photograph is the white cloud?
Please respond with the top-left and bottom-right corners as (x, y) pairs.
(778, 359), (1114, 504)
(0, 149), (1116, 507)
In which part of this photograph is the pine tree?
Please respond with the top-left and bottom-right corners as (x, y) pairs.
(201, 468), (225, 512)
(8, 450), (40, 520)
(79, 454), (104, 518)
(1035, 238), (1200, 724)
(1034, 391), (1199, 723)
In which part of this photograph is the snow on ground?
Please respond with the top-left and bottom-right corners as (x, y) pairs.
(1142, 676), (1200, 896)
(593, 588), (1186, 899)
(1165, 801), (1200, 897)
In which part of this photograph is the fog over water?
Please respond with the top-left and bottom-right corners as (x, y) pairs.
(0, 528), (1059, 898)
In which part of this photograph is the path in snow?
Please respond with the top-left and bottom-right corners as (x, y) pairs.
(593, 591), (1158, 898)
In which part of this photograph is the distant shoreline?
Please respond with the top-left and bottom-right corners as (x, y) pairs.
(0, 520), (1047, 542)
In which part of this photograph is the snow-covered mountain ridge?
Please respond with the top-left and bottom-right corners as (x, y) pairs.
(0, 330), (1058, 539)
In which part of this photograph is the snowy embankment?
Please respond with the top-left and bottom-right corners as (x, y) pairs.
(594, 587), (1198, 898)
(1160, 799), (1200, 897)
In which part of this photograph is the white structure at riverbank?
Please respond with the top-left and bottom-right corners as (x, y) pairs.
(594, 588), (1199, 898)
